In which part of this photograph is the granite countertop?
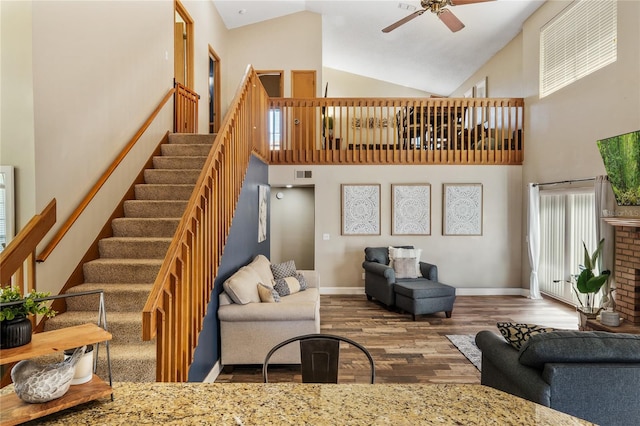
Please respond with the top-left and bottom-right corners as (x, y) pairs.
(7, 382), (592, 425)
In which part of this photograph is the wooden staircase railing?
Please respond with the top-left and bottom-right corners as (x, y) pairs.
(141, 66), (269, 381)
(174, 82), (199, 133)
(0, 199), (56, 299)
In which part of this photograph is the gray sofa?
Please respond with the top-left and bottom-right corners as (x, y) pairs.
(362, 246), (439, 307)
(475, 330), (640, 426)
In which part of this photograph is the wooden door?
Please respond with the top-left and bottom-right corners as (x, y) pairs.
(174, 22), (185, 86)
(291, 70), (316, 150)
(174, 1), (194, 89)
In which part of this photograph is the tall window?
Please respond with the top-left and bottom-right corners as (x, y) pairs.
(540, 0), (617, 98)
(268, 109), (282, 150)
(538, 189), (597, 305)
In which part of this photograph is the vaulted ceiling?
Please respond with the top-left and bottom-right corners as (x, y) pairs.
(213, 0), (545, 95)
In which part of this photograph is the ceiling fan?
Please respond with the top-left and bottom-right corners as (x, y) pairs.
(382, 0), (495, 33)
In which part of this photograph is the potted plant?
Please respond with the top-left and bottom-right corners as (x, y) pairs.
(570, 238), (611, 321)
(0, 286), (56, 349)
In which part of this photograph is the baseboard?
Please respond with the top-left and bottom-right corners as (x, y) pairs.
(202, 361), (222, 383)
(320, 287), (365, 295)
(456, 288), (528, 296)
(320, 286), (528, 297)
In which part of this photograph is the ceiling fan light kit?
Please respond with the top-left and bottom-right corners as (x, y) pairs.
(383, 0), (495, 33)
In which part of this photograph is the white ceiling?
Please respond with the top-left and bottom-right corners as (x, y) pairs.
(213, 0), (545, 95)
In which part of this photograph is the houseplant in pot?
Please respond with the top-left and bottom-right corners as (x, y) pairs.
(570, 238), (611, 323)
(0, 286), (56, 349)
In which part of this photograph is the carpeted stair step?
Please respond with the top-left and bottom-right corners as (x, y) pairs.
(161, 143), (212, 157)
(134, 183), (194, 200)
(44, 311), (148, 345)
(65, 283), (153, 312)
(168, 133), (215, 145)
(124, 200), (188, 217)
(99, 237), (171, 259)
(143, 169), (201, 185)
(111, 217), (180, 238)
(83, 258), (162, 283)
(153, 156), (206, 170)
(95, 343), (157, 383)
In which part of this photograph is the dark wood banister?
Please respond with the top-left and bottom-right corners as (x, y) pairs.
(36, 89), (176, 262)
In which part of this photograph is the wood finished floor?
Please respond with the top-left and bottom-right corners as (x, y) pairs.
(215, 295), (578, 384)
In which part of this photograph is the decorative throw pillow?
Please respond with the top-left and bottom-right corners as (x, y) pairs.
(257, 283), (280, 303)
(496, 322), (557, 350)
(222, 266), (262, 305)
(393, 257), (418, 279)
(248, 255), (275, 287)
(271, 260), (297, 280)
(388, 246), (422, 277)
(296, 273), (308, 290)
(273, 276), (302, 297)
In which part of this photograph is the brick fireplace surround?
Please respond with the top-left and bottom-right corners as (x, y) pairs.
(586, 217), (640, 333)
(606, 218), (640, 324)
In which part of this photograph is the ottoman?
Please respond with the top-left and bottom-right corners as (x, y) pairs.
(394, 280), (456, 321)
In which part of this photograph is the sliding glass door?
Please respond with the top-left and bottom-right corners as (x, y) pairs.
(538, 189), (597, 305)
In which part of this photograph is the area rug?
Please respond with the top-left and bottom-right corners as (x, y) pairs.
(446, 335), (482, 371)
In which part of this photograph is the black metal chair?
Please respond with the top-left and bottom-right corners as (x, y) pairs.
(262, 333), (376, 384)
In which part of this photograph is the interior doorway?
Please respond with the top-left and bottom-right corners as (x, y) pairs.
(270, 186), (315, 269)
(291, 70), (317, 149)
(174, 1), (194, 88)
(208, 46), (221, 133)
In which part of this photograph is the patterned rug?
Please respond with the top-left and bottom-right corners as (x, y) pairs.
(446, 335), (482, 371)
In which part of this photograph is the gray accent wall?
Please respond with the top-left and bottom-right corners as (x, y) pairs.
(189, 155), (269, 381)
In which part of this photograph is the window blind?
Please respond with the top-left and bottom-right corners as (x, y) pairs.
(540, 0), (617, 98)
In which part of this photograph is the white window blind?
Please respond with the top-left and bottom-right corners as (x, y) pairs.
(540, 0), (617, 98)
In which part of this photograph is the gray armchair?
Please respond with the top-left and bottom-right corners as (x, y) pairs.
(362, 246), (438, 307)
(475, 330), (640, 426)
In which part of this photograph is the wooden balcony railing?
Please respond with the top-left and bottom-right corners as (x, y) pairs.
(142, 66), (269, 381)
(268, 97), (524, 165)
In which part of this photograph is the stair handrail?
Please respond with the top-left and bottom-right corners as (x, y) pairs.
(37, 87), (179, 262)
(0, 199), (56, 289)
(142, 65), (269, 381)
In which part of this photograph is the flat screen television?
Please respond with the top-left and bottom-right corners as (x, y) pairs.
(597, 130), (640, 206)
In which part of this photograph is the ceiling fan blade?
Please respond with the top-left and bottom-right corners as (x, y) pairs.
(382, 9), (426, 33)
(450, 0), (495, 5)
(438, 9), (465, 32)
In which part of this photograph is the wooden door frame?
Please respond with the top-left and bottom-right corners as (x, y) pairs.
(175, 0), (194, 89)
(208, 45), (221, 133)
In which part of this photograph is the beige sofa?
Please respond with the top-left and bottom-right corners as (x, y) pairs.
(218, 255), (320, 365)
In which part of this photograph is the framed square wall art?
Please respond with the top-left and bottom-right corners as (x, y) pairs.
(443, 183), (483, 236)
(392, 184), (431, 235)
(258, 184), (268, 242)
(341, 184), (381, 235)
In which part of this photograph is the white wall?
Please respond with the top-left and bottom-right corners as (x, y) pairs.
(1, 1), (36, 230)
(270, 164), (523, 292)
(27, 1), (176, 294)
(451, 0), (640, 291)
(323, 67), (432, 98)
(227, 12), (323, 98)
